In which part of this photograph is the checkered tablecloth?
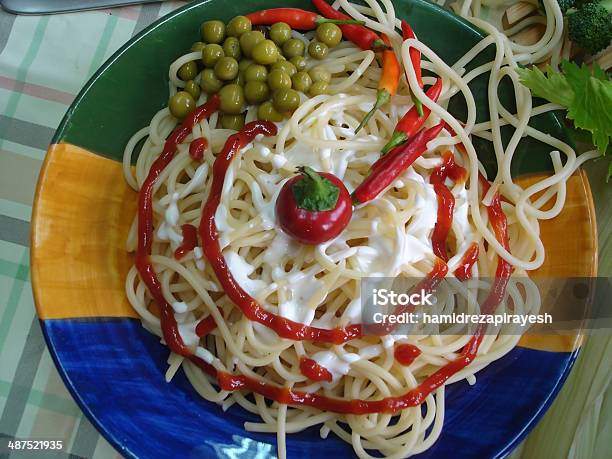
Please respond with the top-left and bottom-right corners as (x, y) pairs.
(0, 2), (609, 458)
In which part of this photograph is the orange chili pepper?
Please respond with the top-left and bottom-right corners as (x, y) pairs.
(355, 34), (400, 133)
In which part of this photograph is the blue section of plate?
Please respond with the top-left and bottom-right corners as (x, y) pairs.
(42, 318), (576, 459)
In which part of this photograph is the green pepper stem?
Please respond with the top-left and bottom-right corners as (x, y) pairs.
(293, 166), (339, 211)
(381, 131), (408, 154)
(355, 89), (390, 134)
(371, 38), (391, 52)
(409, 88), (424, 117)
(316, 17), (365, 26)
(298, 166), (326, 193)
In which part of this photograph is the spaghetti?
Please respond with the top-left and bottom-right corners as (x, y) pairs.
(123, 1), (598, 457)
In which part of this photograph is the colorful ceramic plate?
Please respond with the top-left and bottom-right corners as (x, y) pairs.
(31, 0), (597, 458)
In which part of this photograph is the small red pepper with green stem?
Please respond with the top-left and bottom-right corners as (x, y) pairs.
(312, 0), (389, 51)
(352, 122), (445, 204)
(246, 8), (364, 29)
(276, 166), (353, 245)
(355, 34), (400, 133)
(401, 20), (424, 116)
(381, 78), (443, 154)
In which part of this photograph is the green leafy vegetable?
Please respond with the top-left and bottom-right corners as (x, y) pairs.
(516, 60), (612, 154)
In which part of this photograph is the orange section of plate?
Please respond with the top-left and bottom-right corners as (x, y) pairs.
(31, 144), (596, 352)
(31, 143), (138, 319)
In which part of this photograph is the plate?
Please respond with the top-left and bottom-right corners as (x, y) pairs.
(30, 0), (598, 458)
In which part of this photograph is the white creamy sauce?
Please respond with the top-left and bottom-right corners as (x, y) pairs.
(340, 352), (361, 363)
(156, 192), (183, 247)
(359, 344), (383, 359)
(284, 140), (324, 171)
(172, 301), (188, 314)
(193, 246), (205, 271)
(253, 322), (279, 345)
(271, 154), (287, 169)
(178, 162), (208, 198)
(276, 272), (324, 325)
(312, 351), (351, 383)
(263, 231), (299, 265)
(224, 251), (267, 297)
(177, 320), (199, 348)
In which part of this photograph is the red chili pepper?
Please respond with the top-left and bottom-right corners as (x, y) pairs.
(312, 0), (387, 51)
(352, 122), (444, 204)
(276, 166), (352, 245)
(401, 20), (424, 116)
(355, 34), (400, 133)
(381, 78), (443, 154)
(246, 8), (364, 29)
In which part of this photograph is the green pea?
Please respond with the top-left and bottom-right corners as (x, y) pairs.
(267, 69), (292, 91)
(227, 16), (252, 37)
(282, 38), (305, 58)
(291, 71), (312, 93)
(258, 101), (284, 122)
(309, 80), (329, 96)
(272, 88), (300, 113)
(316, 23), (342, 47)
(308, 41), (329, 60)
(191, 41), (206, 53)
(240, 31), (265, 58)
(289, 56), (307, 71)
(201, 43), (224, 67)
(177, 61), (198, 81)
(270, 22), (292, 46)
(169, 91), (195, 119)
(245, 64), (268, 82)
(222, 37), (242, 60)
(200, 68), (223, 94)
(184, 80), (201, 100)
(200, 20), (225, 44)
(232, 70), (246, 86)
(271, 60), (297, 77)
(238, 59), (253, 71)
(218, 84), (245, 114)
(221, 114), (245, 130)
(244, 81), (270, 104)
(214, 56), (239, 81)
(252, 39), (279, 65)
(308, 66), (331, 83)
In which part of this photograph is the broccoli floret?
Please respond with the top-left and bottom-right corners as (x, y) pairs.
(568, 0), (612, 54)
(539, 0), (576, 14)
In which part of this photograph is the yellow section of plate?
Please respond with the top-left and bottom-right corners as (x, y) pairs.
(30, 144), (596, 353)
(31, 143), (138, 319)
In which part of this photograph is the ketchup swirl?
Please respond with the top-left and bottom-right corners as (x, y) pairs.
(430, 152), (467, 263)
(174, 224), (198, 260)
(136, 112), (512, 415)
(299, 357), (333, 382)
(394, 344), (421, 366)
(135, 95), (220, 357)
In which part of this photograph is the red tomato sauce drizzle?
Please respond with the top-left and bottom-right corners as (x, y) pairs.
(394, 344), (421, 366)
(189, 137), (208, 161)
(135, 95), (220, 357)
(454, 243), (480, 281)
(430, 151), (467, 262)
(174, 224), (198, 260)
(299, 357), (333, 382)
(136, 108), (512, 415)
